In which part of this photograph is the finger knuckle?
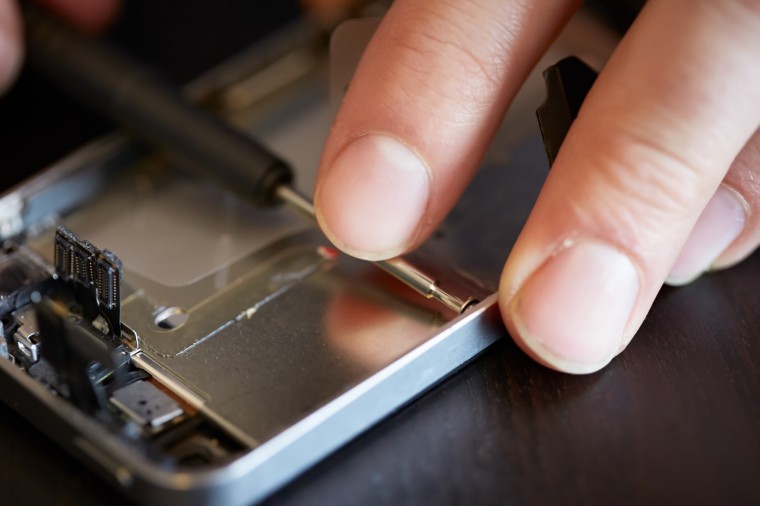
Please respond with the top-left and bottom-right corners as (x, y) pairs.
(385, 3), (512, 115)
(575, 129), (717, 250)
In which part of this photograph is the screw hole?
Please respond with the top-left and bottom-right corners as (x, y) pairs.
(154, 307), (188, 331)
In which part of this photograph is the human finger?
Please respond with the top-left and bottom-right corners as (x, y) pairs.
(667, 128), (760, 283)
(499, 0), (760, 374)
(0, 0), (22, 92)
(0, 0), (120, 93)
(314, 0), (580, 261)
(300, 0), (362, 29)
(35, 0), (120, 34)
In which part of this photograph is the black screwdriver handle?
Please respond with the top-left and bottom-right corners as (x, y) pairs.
(22, 3), (293, 207)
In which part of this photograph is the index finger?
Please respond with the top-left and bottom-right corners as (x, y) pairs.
(314, 0), (579, 260)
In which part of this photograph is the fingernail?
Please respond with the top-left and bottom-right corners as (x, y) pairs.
(316, 135), (430, 260)
(666, 185), (746, 286)
(509, 241), (639, 374)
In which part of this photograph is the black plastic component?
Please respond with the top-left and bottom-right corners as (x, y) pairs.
(536, 56), (599, 166)
(34, 299), (125, 416)
(0, 274), (54, 317)
(22, 3), (293, 207)
(28, 359), (71, 396)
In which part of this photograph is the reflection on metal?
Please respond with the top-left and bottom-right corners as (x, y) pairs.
(0, 193), (24, 240)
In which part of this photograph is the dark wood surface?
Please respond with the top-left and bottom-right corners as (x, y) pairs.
(2, 3), (759, 505)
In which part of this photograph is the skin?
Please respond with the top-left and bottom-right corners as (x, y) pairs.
(3, 1), (758, 374)
(0, 0), (119, 92)
(314, 0), (760, 374)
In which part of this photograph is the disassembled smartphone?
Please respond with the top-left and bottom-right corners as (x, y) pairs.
(0, 7), (617, 506)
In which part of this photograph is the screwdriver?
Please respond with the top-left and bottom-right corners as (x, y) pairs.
(22, 4), (476, 315)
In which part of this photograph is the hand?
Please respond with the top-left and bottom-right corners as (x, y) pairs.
(314, 0), (760, 374)
(0, 0), (119, 92)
